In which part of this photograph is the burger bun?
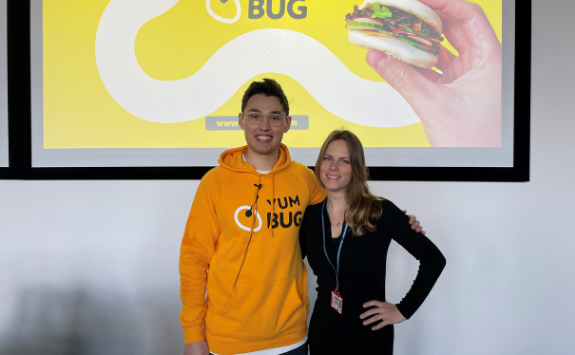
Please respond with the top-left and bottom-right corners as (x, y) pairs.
(349, 29), (438, 68)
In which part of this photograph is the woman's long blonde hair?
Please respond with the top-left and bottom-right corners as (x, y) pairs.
(314, 130), (382, 236)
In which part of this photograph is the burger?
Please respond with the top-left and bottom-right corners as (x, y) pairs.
(345, 0), (449, 68)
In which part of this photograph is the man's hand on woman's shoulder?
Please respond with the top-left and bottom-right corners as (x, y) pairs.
(403, 210), (426, 235)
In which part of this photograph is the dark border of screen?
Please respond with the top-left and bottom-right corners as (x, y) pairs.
(0, 0), (8, 169)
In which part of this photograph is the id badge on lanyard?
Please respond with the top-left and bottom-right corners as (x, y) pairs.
(322, 200), (348, 315)
(331, 290), (343, 314)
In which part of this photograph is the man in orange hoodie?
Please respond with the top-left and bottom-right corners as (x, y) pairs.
(180, 79), (423, 355)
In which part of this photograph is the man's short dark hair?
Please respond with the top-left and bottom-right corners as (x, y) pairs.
(241, 78), (290, 116)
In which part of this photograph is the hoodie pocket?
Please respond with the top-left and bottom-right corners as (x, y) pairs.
(211, 277), (306, 341)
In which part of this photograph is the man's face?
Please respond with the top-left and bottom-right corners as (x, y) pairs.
(238, 94), (291, 156)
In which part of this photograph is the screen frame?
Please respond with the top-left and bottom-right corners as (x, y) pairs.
(0, 0), (8, 170)
(1, 0), (531, 182)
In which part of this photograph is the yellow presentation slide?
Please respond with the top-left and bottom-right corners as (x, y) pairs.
(43, 0), (502, 149)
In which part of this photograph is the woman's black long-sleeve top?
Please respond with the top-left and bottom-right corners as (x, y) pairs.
(299, 198), (446, 355)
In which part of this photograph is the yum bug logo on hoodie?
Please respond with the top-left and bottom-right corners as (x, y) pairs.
(234, 194), (304, 232)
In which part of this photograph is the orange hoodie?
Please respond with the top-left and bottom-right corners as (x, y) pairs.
(180, 144), (326, 354)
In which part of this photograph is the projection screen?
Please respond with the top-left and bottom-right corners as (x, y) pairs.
(30, 0), (517, 170)
(0, 0), (7, 168)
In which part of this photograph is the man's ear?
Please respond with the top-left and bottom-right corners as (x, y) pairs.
(284, 116), (292, 133)
(238, 113), (245, 130)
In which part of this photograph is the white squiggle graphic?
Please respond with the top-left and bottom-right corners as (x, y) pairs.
(234, 206), (262, 232)
(206, 0), (241, 24)
(95, 0), (419, 127)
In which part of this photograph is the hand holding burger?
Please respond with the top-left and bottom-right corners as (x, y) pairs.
(349, 0), (503, 147)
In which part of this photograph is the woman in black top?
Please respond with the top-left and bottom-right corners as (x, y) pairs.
(300, 130), (446, 355)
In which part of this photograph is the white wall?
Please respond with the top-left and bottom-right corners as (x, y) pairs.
(1, 0), (575, 354)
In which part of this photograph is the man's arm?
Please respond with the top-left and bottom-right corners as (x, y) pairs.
(180, 175), (220, 346)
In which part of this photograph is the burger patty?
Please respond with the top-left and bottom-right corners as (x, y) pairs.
(345, 5), (375, 19)
(346, 5), (442, 40)
(387, 7), (414, 26)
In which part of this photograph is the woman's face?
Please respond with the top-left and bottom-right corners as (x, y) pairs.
(320, 139), (353, 194)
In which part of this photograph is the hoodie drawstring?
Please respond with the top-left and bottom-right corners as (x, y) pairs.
(247, 176), (262, 224)
(233, 176), (262, 289)
(269, 174), (275, 237)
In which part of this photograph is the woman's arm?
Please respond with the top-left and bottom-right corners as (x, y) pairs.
(381, 199), (447, 319)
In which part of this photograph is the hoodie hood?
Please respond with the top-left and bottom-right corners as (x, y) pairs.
(218, 143), (292, 175)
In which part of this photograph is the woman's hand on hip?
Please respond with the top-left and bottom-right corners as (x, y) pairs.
(360, 300), (406, 330)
